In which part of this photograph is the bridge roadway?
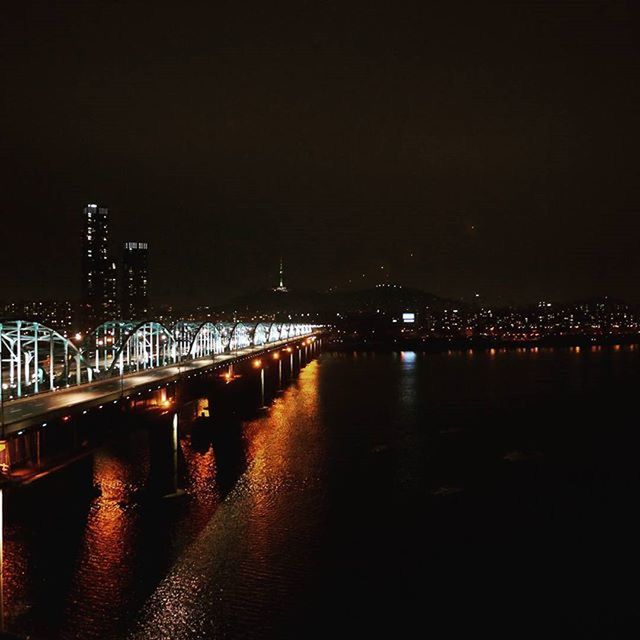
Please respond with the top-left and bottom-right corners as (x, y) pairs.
(1, 335), (313, 436)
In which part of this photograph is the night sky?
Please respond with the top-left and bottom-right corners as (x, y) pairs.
(1, 1), (639, 305)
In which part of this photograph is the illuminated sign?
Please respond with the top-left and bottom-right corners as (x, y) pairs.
(402, 313), (415, 323)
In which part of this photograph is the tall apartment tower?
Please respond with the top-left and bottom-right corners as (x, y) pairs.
(121, 242), (149, 320)
(81, 204), (118, 330)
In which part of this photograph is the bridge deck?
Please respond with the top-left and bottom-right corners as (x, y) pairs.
(1, 336), (310, 436)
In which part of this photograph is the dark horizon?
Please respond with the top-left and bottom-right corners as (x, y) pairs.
(2, 1), (639, 306)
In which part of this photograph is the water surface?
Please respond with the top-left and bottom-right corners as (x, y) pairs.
(6, 347), (640, 637)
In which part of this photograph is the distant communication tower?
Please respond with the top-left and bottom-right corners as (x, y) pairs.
(274, 257), (288, 292)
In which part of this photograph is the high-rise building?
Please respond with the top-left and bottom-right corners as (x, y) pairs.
(121, 242), (149, 320)
(81, 204), (117, 330)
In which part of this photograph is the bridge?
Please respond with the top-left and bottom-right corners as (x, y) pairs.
(0, 319), (319, 437)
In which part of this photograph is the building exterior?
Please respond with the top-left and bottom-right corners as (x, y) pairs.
(0, 300), (75, 335)
(121, 242), (149, 320)
(81, 204), (118, 330)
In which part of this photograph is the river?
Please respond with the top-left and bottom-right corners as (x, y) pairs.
(4, 346), (640, 638)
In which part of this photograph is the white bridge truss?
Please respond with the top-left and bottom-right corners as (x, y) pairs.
(0, 320), (90, 402)
(1, 318), (315, 402)
(87, 320), (314, 376)
(0, 319), (315, 402)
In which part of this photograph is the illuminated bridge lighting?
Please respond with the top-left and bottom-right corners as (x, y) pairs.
(0, 318), (319, 402)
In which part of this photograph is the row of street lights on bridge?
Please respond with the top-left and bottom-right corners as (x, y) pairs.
(0, 334), (317, 457)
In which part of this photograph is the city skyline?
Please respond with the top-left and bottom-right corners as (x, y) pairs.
(1, 4), (638, 638)
(3, 196), (640, 310)
(1, 2), (639, 306)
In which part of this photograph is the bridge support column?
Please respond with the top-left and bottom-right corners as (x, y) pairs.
(36, 429), (41, 468)
(34, 324), (39, 394)
(16, 321), (22, 398)
(64, 340), (69, 386)
(163, 412), (184, 499)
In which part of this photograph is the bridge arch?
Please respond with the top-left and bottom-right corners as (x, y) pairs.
(267, 323), (281, 343)
(0, 320), (90, 399)
(188, 322), (225, 358)
(171, 321), (200, 358)
(83, 320), (139, 373)
(278, 323), (291, 340)
(105, 321), (177, 376)
(252, 322), (273, 347)
(228, 322), (252, 352)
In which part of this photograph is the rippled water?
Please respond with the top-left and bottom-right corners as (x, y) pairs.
(5, 347), (640, 638)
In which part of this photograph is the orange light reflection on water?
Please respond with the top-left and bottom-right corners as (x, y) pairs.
(126, 359), (325, 639)
(62, 448), (147, 635)
(241, 360), (323, 602)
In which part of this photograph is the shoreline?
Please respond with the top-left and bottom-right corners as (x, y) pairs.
(326, 333), (640, 353)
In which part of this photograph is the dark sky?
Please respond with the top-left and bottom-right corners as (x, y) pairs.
(1, 1), (639, 305)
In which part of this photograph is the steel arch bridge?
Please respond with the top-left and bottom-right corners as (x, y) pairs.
(1, 318), (316, 401)
(85, 320), (314, 375)
(86, 320), (250, 374)
(85, 320), (314, 373)
(0, 320), (91, 401)
(84, 320), (177, 376)
(171, 321), (312, 359)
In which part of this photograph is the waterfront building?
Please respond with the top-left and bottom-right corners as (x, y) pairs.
(121, 241), (150, 320)
(81, 204), (118, 329)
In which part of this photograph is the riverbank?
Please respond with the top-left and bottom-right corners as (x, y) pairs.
(327, 332), (640, 352)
